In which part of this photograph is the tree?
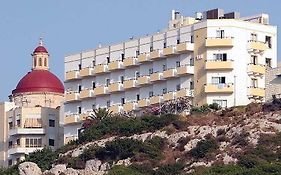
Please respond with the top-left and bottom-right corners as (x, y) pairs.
(82, 108), (113, 129)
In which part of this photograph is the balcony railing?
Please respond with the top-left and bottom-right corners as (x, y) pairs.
(248, 87), (265, 99)
(137, 75), (150, 86)
(123, 79), (138, 89)
(9, 128), (45, 136)
(65, 92), (80, 103)
(205, 83), (234, 93)
(150, 72), (163, 82)
(80, 67), (94, 77)
(150, 50), (162, 60)
(93, 86), (109, 96)
(247, 63), (266, 75)
(205, 60), (233, 70)
(150, 95), (163, 105)
(176, 42), (194, 52)
(123, 57), (138, 67)
(80, 89), (94, 99)
(163, 68), (177, 79)
(108, 61), (124, 71)
(65, 70), (80, 81)
(123, 102), (138, 112)
(108, 82), (124, 93)
(163, 92), (176, 101)
(138, 53), (150, 63)
(205, 37), (234, 47)
(94, 64), (108, 75)
(247, 40), (267, 52)
(163, 47), (177, 56)
(176, 89), (194, 98)
(176, 65), (194, 76)
(109, 105), (123, 114)
(138, 98), (150, 108)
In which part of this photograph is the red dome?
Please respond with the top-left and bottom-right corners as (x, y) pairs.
(33, 46), (48, 53)
(13, 70), (64, 94)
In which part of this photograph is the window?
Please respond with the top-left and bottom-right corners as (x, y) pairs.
(92, 104), (96, 111)
(266, 58), (272, 68)
(44, 58), (47, 67)
(78, 64), (82, 70)
(39, 58), (42, 66)
(106, 101), (111, 108)
(216, 30), (225, 38)
(149, 68), (153, 74)
(107, 56), (110, 63)
(16, 119), (20, 127)
(163, 64), (167, 71)
(16, 158), (20, 164)
(92, 60), (96, 66)
(211, 77), (226, 84)
(120, 76), (124, 83)
(149, 91), (154, 97)
(176, 61), (181, 67)
(136, 94), (140, 101)
(9, 122), (12, 129)
(163, 88), (167, 94)
(150, 46), (153, 52)
(16, 139), (20, 145)
(8, 159), (12, 166)
(177, 39), (180, 44)
(106, 79), (110, 86)
(190, 58), (194, 66)
(163, 42), (167, 48)
(176, 84), (181, 91)
(25, 138), (42, 148)
(213, 53), (227, 61)
(191, 35), (194, 43)
(49, 139), (55, 146)
(78, 106), (82, 114)
(251, 55), (258, 65)
(49, 119), (55, 127)
(34, 58), (37, 67)
(121, 98), (125, 105)
(92, 82), (96, 89)
(135, 71), (140, 78)
(136, 50), (140, 56)
(265, 36), (272, 48)
(213, 100), (227, 108)
(251, 78), (258, 88)
(251, 33), (257, 41)
(190, 81), (194, 90)
(121, 53), (125, 61)
(78, 85), (82, 92)
(8, 141), (12, 147)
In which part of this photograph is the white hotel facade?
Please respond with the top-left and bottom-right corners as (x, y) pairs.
(63, 9), (277, 142)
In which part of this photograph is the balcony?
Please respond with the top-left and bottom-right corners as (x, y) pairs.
(205, 60), (233, 70)
(93, 86), (109, 96)
(138, 76), (150, 86)
(205, 84), (234, 93)
(123, 57), (138, 67)
(79, 113), (90, 121)
(163, 69), (177, 79)
(150, 96), (163, 105)
(163, 47), (176, 56)
(65, 70), (80, 81)
(80, 89), (94, 99)
(80, 67), (94, 77)
(109, 105), (123, 114)
(8, 146), (43, 155)
(248, 64), (266, 76)
(248, 87), (265, 99)
(9, 128), (45, 136)
(176, 89), (194, 98)
(65, 92), (80, 103)
(150, 72), (163, 82)
(176, 42), (194, 53)
(138, 53), (150, 63)
(94, 64), (108, 75)
(108, 61), (124, 71)
(138, 98), (150, 108)
(150, 50), (162, 60)
(205, 37), (234, 47)
(176, 65), (194, 76)
(123, 102), (138, 112)
(65, 114), (79, 125)
(124, 79), (138, 89)
(108, 83), (124, 93)
(163, 92), (176, 101)
(248, 41), (267, 53)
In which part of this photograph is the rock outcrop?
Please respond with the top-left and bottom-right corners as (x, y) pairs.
(18, 162), (42, 175)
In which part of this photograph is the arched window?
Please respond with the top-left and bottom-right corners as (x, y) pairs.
(39, 58), (42, 66)
(34, 58), (37, 67)
(44, 58), (47, 67)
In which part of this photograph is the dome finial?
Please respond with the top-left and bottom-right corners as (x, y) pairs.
(39, 37), (43, 46)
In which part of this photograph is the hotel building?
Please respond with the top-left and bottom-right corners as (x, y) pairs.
(0, 40), (65, 167)
(64, 9), (277, 142)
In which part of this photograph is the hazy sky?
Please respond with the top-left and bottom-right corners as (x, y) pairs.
(0, 0), (280, 101)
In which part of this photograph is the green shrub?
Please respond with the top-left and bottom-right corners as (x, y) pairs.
(191, 104), (210, 114)
(155, 163), (185, 175)
(107, 165), (143, 175)
(190, 138), (218, 159)
(25, 147), (57, 171)
(209, 103), (221, 110)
